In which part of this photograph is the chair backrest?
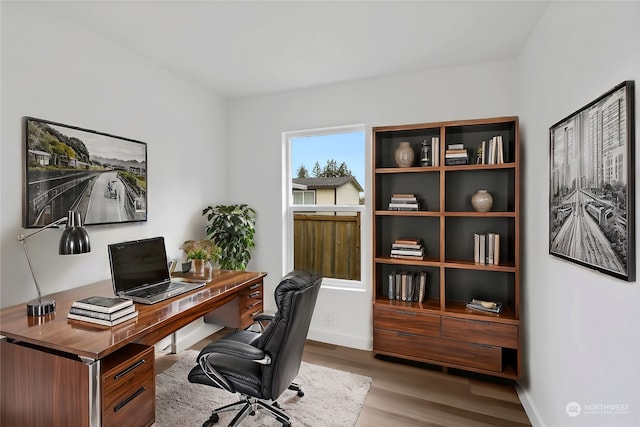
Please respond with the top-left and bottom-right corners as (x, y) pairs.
(255, 270), (322, 399)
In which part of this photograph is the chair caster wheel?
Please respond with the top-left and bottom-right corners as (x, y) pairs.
(297, 390), (304, 397)
(273, 401), (281, 408)
(250, 410), (256, 416)
(203, 413), (219, 426)
(282, 421), (291, 427)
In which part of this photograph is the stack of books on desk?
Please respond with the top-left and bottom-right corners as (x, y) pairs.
(68, 296), (138, 326)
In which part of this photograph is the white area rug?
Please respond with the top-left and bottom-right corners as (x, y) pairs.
(154, 350), (372, 427)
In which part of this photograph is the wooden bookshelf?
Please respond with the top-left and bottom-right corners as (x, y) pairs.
(372, 116), (520, 379)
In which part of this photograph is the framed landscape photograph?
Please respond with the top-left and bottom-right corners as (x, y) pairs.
(549, 81), (635, 281)
(24, 117), (147, 228)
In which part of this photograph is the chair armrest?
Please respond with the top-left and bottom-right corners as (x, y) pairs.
(253, 312), (274, 323)
(201, 340), (271, 365)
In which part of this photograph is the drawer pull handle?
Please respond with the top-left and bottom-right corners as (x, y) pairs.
(114, 359), (145, 380)
(247, 301), (261, 309)
(470, 343), (494, 349)
(397, 331), (418, 337)
(250, 311), (261, 318)
(248, 284), (261, 291)
(398, 311), (416, 316)
(114, 387), (145, 412)
(247, 291), (261, 299)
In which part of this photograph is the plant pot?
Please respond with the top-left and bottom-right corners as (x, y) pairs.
(191, 259), (212, 279)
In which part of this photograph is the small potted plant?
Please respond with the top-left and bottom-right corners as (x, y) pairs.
(202, 204), (256, 270)
(180, 239), (221, 276)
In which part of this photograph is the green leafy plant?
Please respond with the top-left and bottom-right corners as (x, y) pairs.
(180, 239), (221, 262)
(202, 204), (256, 270)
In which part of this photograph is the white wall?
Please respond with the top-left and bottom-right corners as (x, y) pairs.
(0, 3), (227, 309)
(517, 2), (640, 426)
(226, 60), (519, 349)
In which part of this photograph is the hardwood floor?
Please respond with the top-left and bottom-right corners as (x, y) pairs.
(155, 330), (531, 427)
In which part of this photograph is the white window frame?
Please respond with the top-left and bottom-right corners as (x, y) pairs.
(283, 124), (369, 291)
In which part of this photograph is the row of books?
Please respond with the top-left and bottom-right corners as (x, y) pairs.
(387, 270), (428, 302)
(475, 136), (505, 165)
(466, 298), (504, 314)
(388, 193), (420, 211)
(474, 232), (500, 265)
(68, 296), (138, 326)
(390, 238), (425, 260)
(445, 143), (469, 166)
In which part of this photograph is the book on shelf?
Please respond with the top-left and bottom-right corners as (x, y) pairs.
(69, 304), (136, 321)
(473, 232), (500, 265)
(445, 157), (469, 166)
(391, 253), (425, 261)
(415, 271), (427, 303)
(388, 203), (420, 211)
(447, 143), (464, 150)
(391, 248), (425, 257)
(444, 151), (468, 157)
(465, 299), (503, 314)
(431, 137), (440, 166)
(392, 242), (423, 249)
(71, 296), (133, 314)
(394, 238), (421, 245)
(68, 310), (138, 326)
(395, 271), (402, 300)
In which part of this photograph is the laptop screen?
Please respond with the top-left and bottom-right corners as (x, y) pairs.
(108, 236), (170, 294)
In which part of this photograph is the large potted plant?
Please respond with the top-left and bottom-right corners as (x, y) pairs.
(202, 204), (256, 270)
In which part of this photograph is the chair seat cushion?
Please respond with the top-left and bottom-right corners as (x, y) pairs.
(188, 353), (263, 397)
(220, 329), (261, 345)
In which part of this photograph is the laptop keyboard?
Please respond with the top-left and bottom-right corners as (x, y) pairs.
(129, 283), (177, 298)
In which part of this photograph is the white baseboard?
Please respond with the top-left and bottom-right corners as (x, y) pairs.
(516, 383), (544, 427)
(307, 326), (371, 351)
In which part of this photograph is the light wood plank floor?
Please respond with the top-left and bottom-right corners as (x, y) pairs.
(156, 330), (531, 427)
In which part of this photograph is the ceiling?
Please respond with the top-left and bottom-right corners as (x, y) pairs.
(32, 1), (549, 98)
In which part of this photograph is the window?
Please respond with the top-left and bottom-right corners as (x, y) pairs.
(284, 125), (366, 290)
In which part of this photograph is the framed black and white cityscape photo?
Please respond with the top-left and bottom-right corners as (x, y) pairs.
(549, 81), (635, 281)
(24, 117), (147, 228)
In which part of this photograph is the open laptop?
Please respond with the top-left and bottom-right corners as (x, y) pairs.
(108, 236), (206, 304)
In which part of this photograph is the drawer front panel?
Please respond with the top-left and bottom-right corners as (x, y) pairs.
(239, 283), (263, 329)
(442, 317), (518, 348)
(374, 329), (502, 372)
(373, 306), (441, 338)
(102, 344), (155, 427)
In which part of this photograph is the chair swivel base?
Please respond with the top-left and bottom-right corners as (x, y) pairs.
(203, 395), (291, 427)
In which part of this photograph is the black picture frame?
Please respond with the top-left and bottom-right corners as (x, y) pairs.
(549, 81), (635, 281)
(23, 117), (147, 228)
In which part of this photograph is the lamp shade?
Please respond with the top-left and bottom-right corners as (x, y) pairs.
(59, 211), (91, 255)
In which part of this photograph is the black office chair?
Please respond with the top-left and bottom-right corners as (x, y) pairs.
(188, 270), (322, 427)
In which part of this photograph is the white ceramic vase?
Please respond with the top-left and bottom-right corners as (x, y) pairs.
(471, 189), (493, 212)
(394, 141), (414, 167)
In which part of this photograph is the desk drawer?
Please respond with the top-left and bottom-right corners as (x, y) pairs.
(373, 306), (441, 338)
(102, 344), (155, 427)
(442, 317), (518, 349)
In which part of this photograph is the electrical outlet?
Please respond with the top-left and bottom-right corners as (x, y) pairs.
(323, 312), (334, 326)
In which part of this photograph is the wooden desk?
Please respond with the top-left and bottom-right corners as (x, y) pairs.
(0, 269), (266, 427)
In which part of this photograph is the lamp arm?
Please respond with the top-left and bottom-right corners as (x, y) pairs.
(17, 216), (68, 242)
(17, 216), (68, 302)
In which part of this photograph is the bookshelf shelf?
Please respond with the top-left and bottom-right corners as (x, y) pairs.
(372, 116), (520, 379)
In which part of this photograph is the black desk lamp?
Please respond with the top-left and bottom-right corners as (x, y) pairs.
(17, 210), (91, 316)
